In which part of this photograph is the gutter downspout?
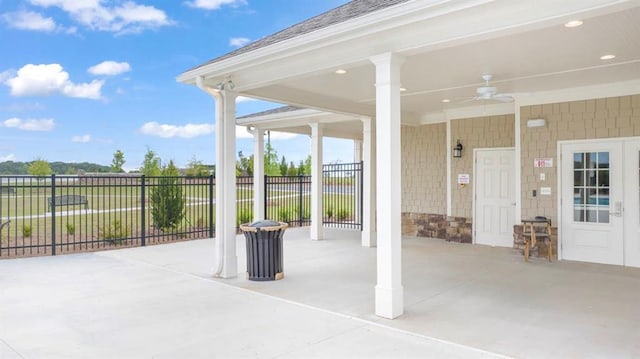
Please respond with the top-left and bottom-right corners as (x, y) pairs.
(196, 76), (225, 276)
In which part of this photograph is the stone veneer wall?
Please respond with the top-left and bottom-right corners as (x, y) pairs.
(401, 213), (472, 243)
(450, 115), (515, 218)
(520, 94), (640, 225)
(401, 123), (446, 214)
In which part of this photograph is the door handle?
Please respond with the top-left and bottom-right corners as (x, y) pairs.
(609, 201), (623, 217)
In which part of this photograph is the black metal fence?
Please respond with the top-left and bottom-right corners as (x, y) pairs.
(0, 174), (214, 258)
(0, 162), (362, 258)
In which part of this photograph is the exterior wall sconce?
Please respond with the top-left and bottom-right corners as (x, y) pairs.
(453, 140), (463, 158)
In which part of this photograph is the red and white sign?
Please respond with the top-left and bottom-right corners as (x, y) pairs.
(534, 158), (553, 168)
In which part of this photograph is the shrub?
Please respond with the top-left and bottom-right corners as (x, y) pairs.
(22, 225), (32, 237)
(325, 206), (334, 219)
(277, 208), (291, 223)
(336, 208), (351, 221)
(100, 220), (129, 244)
(237, 208), (253, 226)
(150, 161), (186, 231)
(66, 223), (75, 235)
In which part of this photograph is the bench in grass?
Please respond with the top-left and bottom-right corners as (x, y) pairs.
(48, 195), (89, 211)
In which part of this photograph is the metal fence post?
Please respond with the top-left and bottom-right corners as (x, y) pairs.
(209, 174), (214, 238)
(298, 175), (303, 226)
(264, 175), (268, 220)
(51, 174), (56, 256)
(359, 161), (364, 231)
(141, 175), (146, 246)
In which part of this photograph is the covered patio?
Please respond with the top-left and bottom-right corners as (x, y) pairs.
(2, 228), (638, 358)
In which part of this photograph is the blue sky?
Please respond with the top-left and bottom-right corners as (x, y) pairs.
(0, 0), (352, 171)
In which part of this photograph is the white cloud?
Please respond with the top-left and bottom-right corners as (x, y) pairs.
(88, 61), (131, 76)
(235, 126), (298, 140)
(2, 117), (55, 131)
(185, 0), (247, 10)
(0, 154), (16, 161)
(27, 0), (171, 34)
(2, 10), (56, 31)
(140, 122), (214, 138)
(229, 37), (250, 48)
(71, 134), (91, 143)
(3, 64), (103, 99)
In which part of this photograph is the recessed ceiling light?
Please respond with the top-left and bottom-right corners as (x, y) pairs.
(441, 99), (451, 103)
(335, 69), (347, 74)
(400, 87), (407, 92)
(600, 54), (616, 60)
(564, 20), (583, 28)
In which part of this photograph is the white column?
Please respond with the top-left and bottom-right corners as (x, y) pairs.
(514, 99), (522, 222)
(371, 52), (404, 319)
(361, 117), (377, 248)
(354, 140), (363, 162)
(220, 90), (238, 278)
(446, 118), (452, 216)
(310, 123), (324, 240)
(253, 128), (265, 221)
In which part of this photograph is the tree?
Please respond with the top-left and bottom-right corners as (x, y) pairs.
(302, 155), (312, 175)
(141, 148), (161, 176)
(279, 156), (288, 176)
(111, 150), (126, 173)
(186, 156), (208, 177)
(264, 142), (280, 176)
(27, 158), (52, 176)
(286, 161), (298, 176)
(237, 151), (253, 176)
(150, 161), (185, 231)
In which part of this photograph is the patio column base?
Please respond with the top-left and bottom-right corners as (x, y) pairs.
(219, 255), (238, 279)
(375, 285), (404, 319)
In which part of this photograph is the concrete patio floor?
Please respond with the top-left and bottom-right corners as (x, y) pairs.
(1, 227), (639, 358)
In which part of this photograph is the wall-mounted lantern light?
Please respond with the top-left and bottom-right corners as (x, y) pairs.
(453, 140), (463, 158)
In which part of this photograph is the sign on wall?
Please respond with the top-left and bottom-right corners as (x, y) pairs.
(534, 158), (553, 168)
(458, 174), (470, 184)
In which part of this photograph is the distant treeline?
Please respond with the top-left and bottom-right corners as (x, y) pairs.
(0, 161), (110, 175)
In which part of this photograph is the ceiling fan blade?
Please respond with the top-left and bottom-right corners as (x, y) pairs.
(458, 96), (480, 104)
(493, 95), (514, 102)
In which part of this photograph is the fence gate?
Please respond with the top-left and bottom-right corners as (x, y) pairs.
(263, 161), (363, 230)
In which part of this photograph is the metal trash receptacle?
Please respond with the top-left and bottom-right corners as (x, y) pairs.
(239, 220), (288, 281)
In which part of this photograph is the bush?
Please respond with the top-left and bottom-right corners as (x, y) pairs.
(66, 223), (75, 235)
(277, 208), (291, 223)
(325, 206), (334, 219)
(336, 208), (351, 221)
(237, 208), (253, 226)
(22, 225), (32, 237)
(100, 220), (129, 244)
(150, 161), (186, 231)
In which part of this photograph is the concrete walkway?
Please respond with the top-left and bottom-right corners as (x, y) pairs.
(0, 234), (500, 358)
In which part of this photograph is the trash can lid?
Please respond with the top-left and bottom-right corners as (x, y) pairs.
(248, 220), (281, 228)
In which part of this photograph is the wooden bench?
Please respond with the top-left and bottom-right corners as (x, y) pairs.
(522, 217), (552, 262)
(48, 195), (89, 211)
(0, 187), (16, 195)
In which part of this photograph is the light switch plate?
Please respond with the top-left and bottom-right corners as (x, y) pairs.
(540, 173), (545, 181)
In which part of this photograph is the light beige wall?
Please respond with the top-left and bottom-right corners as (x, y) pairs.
(450, 115), (515, 218)
(520, 94), (640, 225)
(401, 123), (446, 214)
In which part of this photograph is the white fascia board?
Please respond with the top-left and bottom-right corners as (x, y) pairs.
(515, 79), (640, 107)
(238, 110), (360, 129)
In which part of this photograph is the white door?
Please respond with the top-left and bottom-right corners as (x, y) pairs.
(475, 149), (516, 247)
(560, 139), (640, 267)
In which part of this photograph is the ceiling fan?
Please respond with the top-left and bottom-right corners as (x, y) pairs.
(463, 74), (513, 103)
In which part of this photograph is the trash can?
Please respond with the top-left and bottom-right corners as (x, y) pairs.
(239, 220), (288, 281)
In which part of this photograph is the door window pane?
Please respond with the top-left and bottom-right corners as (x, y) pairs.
(573, 151), (610, 224)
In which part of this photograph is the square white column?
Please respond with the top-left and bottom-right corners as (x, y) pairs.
(310, 123), (324, 240)
(220, 90), (238, 278)
(371, 52), (404, 319)
(361, 117), (377, 248)
(253, 128), (265, 221)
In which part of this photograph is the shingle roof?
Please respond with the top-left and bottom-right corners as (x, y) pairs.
(237, 105), (303, 120)
(187, 0), (411, 72)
